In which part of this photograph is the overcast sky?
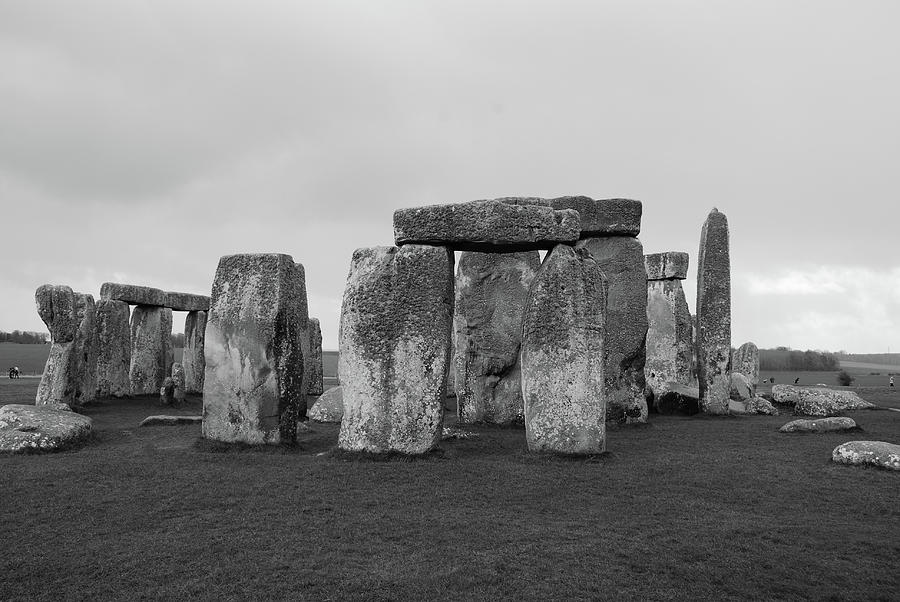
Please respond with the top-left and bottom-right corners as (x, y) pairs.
(2, 1), (898, 353)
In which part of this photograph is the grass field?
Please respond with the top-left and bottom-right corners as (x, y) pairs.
(1, 378), (898, 600)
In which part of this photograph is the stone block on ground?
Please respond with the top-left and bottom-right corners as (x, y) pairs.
(645, 279), (693, 402)
(576, 236), (648, 424)
(182, 310), (206, 395)
(95, 299), (131, 398)
(338, 245), (453, 454)
(729, 372), (753, 401)
(0, 404), (93, 453)
(129, 306), (173, 395)
(549, 197), (642, 237)
(202, 253), (308, 445)
(695, 208), (731, 415)
(794, 388), (876, 417)
(644, 252), (689, 280)
(832, 441), (900, 471)
(308, 386), (343, 423)
(453, 250), (539, 425)
(521, 244), (607, 454)
(307, 318), (324, 396)
(160, 377), (176, 405)
(772, 384), (801, 405)
(171, 363), (186, 402)
(163, 291), (210, 312)
(780, 417), (857, 433)
(731, 342), (760, 393)
(100, 283), (166, 307)
(140, 415), (202, 427)
(393, 200), (580, 252)
(729, 397), (778, 415)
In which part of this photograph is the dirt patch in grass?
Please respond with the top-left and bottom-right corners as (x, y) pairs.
(1, 379), (898, 600)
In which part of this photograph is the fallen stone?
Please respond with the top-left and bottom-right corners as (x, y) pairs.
(338, 245), (453, 454)
(731, 342), (760, 394)
(393, 200), (580, 252)
(655, 383), (700, 415)
(306, 318), (324, 396)
(202, 254), (308, 445)
(644, 279), (693, 403)
(696, 208), (731, 415)
(772, 384), (801, 405)
(308, 386), (343, 423)
(0, 404), (93, 453)
(163, 291), (210, 312)
(182, 310), (206, 395)
(576, 236), (648, 424)
(139, 415), (202, 427)
(100, 283), (166, 307)
(780, 417), (857, 433)
(441, 426), (478, 440)
(453, 250), (539, 425)
(95, 299), (131, 398)
(729, 372), (753, 401)
(129, 306), (173, 395)
(644, 251), (689, 280)
(794, 388), (876, 417)
(548, 196), (642, 237)
(171, 363), (186, 403)
(729, 397), (778, 415)
(521, 244), (607, 454)
(832, 441), (900, 471)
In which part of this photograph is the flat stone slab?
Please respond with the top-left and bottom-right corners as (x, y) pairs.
(393, 200), (580, 251)
(101, 283), (166, 306)
(794, 388), (875, 417)
(307, 386), (343, 423)
(139, 415), (202, 427)
(549, 197), (642, 237)
(728, 397), (778, 415)
(772, 384), (801, 404)
(780, 417), (857, 433)
(644, 252), (689, 280)
(163, 291), (210, 312)
(0, 404), (93, 453)
(832, 441), (900, 471)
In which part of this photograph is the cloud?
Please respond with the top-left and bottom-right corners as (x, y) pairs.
(743, 267), (849, 295)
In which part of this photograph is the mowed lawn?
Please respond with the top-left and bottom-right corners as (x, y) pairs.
(2, 379), (899, 600)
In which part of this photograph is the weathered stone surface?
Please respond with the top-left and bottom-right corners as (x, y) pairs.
(549, 197), (642, 237)
(644, 252), (689, 280)
(308, 386), (343, 423)
(832, 441), (900, 471)
(794, 388), (876, 417)
(729, 397), (778, 415)
(521, 245), (607, 454)
(35, 285), (78, 343)
(729, 372), (753, 401)
(0, 404), (93, 453)
(772, 384), (801, 405)
(129, 306), (173, 395)
(160, 377), (176, 405)
(696, 208), (731, 415)
(307, 318), (324, 396)
(731, 342), (760, 393)
(140, 415), (202, 427)
(71, 293), (99, 406)
(182, 310), (206, 395)
(100, 283), (166, 307)
(171, 363), (186, 403)
(453, 250), (539, 425)
(95, 299), (131, 398)
(393, 200), (580, 252)
(338, 245), (453, 454)
(780, 417), (857, 433)
(645, 279), (693, 405)
(202, 254), (308, 445)
(576, 236), (648, 424)
(163, 291), (210, 312)
(655, 383), (700, 415)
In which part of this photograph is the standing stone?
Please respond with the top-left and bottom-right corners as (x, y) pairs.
(171, 363), (186, 403)
(35, 285), (79, 406)
(645, 279), (693, 404)
(521, 245), (607, 454)
(576, 236), (648, 424)
(307, 318), (324, 396)
(71, 293), (99, 405)
(731, 342), (760, 394)
(129, 306), (173, 395)
(454, 250), (539, 425)
(160, 377), (176, 405)
(182, 310), (207, 395)
(696, 208), (731, 415)
(202, 254), (308, 445)
(338, 245), (453, 454)
(95, 299), (132, 397)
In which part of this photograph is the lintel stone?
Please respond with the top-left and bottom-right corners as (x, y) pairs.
(644, 252), (689, 280)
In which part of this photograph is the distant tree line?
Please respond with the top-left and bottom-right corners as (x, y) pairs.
(758, 347), (840, 371)
(0, 330), (49, 344)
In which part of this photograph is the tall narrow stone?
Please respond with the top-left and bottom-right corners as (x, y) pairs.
(521, 245), (607, 454)
(306, 318), (324, 396)
(731, 342), (759, 394)
(95, 299), (132, 397)
(202, 254), (307, 444)
(35, 285), (79, 406)
(129, 306), (173, 395)
(696, 208), (731, 415)
(453, 250), (539, 425)
(182, 310), (207, 395)
(645, 280), (694, 404)
(71, 293), (99, 405)
(576, 236), (648, 423)
(338, 245), (453, 454)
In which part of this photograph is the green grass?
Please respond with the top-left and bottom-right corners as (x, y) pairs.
(1, 379), (898, 600)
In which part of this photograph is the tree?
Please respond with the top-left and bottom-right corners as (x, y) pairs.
(836, 370), (855, 386)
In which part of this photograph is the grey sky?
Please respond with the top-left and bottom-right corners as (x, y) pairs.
(2, 1), (898, 352)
